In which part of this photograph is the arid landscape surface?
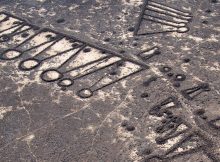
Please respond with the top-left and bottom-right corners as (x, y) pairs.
(0, 0), (219, 162)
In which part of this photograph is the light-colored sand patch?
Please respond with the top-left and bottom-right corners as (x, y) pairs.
(0, 106), (13, 119)
(22, 134), (35, 143)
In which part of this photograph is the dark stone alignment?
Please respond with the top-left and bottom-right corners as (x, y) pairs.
(0, 0), (219, 162)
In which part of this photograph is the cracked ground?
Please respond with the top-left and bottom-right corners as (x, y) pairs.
(0, 0), (220, 162)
